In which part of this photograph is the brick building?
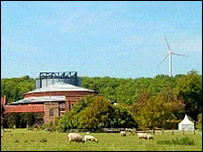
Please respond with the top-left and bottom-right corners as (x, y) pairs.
(1, 72), (97, 123)
(1, 96), (6, 121)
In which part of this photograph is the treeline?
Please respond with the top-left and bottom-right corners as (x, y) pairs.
(1, 76), (35, 104)
(81, 70), (202, 121)
(1, 70), (202, 126)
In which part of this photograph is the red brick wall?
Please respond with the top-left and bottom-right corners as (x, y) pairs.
(65, 95), (86, 111)
(4, 104), (44, 113)
(2, 91), (97, 124)
(1, 96), (6, 106)
(1, 96), (6, 121)
(24, 91), (96, 98)
(44, 102), (59, 123)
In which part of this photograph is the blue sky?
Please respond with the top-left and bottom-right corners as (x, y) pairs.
(1, 1), (202, 78)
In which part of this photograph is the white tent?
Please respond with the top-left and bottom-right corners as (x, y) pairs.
(178, 114), (195, 131)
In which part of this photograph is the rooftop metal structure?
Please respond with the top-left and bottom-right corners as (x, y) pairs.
(36, 71), (81, 89)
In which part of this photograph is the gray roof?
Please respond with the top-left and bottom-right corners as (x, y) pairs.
(11, 96), (65, 105)
(26, 82), (95, 94)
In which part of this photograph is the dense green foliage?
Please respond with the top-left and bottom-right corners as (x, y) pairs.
(196, 113), (202, 130)
(1, 76), (35, 104)
(175, 70), (202, 121)
(2, 113), (44, 128)
(80, 75), (177, 105)
(57, 96), (137, 131)
(133, 87), (185, 129)
(80, 70), (201, 121)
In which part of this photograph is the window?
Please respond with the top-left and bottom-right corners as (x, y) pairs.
(59, 102), (65, 110)
(70, 103), (75, 109)
(49, 109), (54, 116)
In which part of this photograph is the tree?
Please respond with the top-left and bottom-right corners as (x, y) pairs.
(57, 96), (137, 131)
(1, 76), (35, 104)
(196, 113), (202, 130)
(78, 96), (112, 129)
(136, 96), (173, 129)
(132, 89), (150, 116)
(176, 70), (202, 120)
(136, 88), (184, 129)
(110, 105), (137, 128)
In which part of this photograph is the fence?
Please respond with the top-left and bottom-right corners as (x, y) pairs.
(67, 128), (197, 135)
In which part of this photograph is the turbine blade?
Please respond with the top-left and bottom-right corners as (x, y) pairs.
(172, 52), (188, 57)
(157, 54), (169, 67)
(164, 35), (171, 51)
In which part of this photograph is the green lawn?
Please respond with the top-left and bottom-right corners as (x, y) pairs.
(1, 129), (202, 151)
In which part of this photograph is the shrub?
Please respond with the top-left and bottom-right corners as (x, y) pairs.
(42, 122), (56, 131)
(157, 136), (195, 146)
(2, 112), (44, 128)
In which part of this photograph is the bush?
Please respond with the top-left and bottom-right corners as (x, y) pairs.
(2, 113), (20, 128)
(42, 122), (56, 131)
(2, 112), (44, 128)
(27, 113), (35, 127)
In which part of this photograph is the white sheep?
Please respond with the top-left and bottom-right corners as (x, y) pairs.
(120, 131), (126, 136)
(68, 133), (84, 143)
(86, 132), (90, 135)
(84, 135), (98, 143)
(147, 134), (154, 140)
(137, 133), (148, 139)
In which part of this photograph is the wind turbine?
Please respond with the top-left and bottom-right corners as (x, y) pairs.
(158, 35), (188, 77)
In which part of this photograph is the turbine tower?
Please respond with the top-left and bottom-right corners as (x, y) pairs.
(158, 35), (187, 77)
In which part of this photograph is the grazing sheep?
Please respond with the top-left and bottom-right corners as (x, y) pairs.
(84, 135), (98, 143)
(44, 128), (53, 132)
(120, 131), (126, 136)
(86, 132), (90, 135)
(3, 129), (12, 133)
(68, 133), (84, 144)
(125, 128), (134, 133)
(147, 134), (154, 140)
(137, 133), (148, 139)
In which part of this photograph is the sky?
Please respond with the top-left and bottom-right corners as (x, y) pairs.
(1, 1), (202, 79)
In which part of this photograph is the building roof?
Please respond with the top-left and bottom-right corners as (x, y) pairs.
(179, 115), (194, 125)
(10, 96), (66, 105)
(25, 82), (95, 94)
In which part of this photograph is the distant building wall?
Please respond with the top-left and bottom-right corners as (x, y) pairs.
(65, 96), (86, 111)
(44, 102), (59, 123)
(4, 104), (44, 113)
(2, 91), (97, 124)
(1, 96), (6, 106)
(24, 91), (96, 98)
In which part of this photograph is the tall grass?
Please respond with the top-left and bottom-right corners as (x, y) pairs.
(157, 136), (195, 146)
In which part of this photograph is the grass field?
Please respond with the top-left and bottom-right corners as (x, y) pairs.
(1, 129), (202, 151)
